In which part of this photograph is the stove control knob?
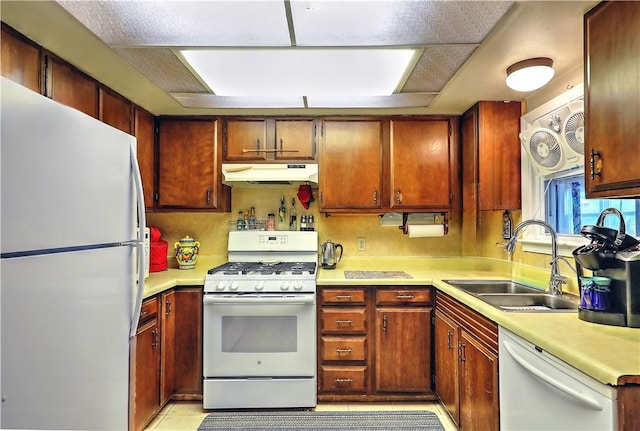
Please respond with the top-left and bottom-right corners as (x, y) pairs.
(255, 281), (265, 291)
(281, 281), (290, 291)
(230, 281), (239, 291)
(292, 281), (303, 291)
(216, 281), (227, 291)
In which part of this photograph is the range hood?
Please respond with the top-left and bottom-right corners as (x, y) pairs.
(222, 163), (318, 187)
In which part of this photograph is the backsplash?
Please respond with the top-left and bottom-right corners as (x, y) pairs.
(146, 187), (462, 265)
(145, 187), (579, 294)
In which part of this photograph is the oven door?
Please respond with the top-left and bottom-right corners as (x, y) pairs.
(203, 292), (316, 378)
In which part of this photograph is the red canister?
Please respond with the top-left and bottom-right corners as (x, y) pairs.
(149, 226), (168, 272)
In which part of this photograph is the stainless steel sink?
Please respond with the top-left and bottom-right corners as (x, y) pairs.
(443, 279), (579, 312)
(444, 280), (543, 294)
(476, 293), (579, 312)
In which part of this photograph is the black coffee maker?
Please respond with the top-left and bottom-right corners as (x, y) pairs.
(573, 208), (640, 327)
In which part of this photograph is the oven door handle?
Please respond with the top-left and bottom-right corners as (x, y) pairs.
(203, 295), (315, 305)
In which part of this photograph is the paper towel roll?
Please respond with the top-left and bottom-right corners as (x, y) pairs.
(407, 224), (445, 238)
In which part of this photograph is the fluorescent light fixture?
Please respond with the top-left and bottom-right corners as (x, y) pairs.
(505, 57), (554, 92)
(180, 48), (416, 97)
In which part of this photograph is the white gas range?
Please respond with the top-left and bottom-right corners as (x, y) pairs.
(202, 231), (318, 410)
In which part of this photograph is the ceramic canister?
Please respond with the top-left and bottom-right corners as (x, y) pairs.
(175, 235), (200, 269)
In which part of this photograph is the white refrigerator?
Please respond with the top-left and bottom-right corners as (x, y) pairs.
(0, 77), (146, 429)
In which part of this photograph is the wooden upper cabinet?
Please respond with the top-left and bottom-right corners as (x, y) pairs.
(223, 119), (268, 161)
(223, 118), (316, 161)
(99, 86), (132, 134)
(389, 119), (452, 210)
(585, 1), (640, 198)
(157, 118), (229, 210)
(134, 107), (156, 211)
(320, 119), (384, 211)
(44, 54), (98, 118)
(1, 24), (41, 93)
(463, 101), (522, 211)
(274, 119), (316, 160)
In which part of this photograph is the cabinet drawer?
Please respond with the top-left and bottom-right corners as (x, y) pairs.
(321, 288), (366, 305)
(321, 336), (367, 361)
(320, 308), (367, 333)
(376, 288), (431, 305)
(320, 366), (367, 393)
(138, 297), (158, 326)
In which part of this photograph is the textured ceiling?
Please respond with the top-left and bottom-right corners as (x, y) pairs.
(56, 0), (512, 109)
(0, 1), (599, 115)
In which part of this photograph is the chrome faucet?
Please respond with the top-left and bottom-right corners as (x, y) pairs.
(505, 219), (566, 295)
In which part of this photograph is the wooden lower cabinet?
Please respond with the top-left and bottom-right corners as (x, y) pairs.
(435, 291), (499, 431)
(318, 286), (435, 401)
(131, 297), (161, 431)
(132, 287), (203, 431)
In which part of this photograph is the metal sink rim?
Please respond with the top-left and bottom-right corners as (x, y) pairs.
(443, 279), (579, 312)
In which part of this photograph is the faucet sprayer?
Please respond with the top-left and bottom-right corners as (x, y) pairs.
(505, 219), (568, 296)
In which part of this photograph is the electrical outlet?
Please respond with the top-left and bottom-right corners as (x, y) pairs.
(357, 237), (366, 251)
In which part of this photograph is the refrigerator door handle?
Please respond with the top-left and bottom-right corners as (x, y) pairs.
(129, 141), (147, 339)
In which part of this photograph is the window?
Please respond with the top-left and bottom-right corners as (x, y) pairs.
(546, 174), (640, 236)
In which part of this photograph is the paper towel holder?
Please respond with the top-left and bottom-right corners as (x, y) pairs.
(399, 212), (448, 235)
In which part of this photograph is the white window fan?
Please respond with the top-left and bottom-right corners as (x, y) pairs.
(520, 86), (584, 177)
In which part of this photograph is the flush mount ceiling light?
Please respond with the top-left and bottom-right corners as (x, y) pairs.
(180, 48), (417, 97)
(505, 57), (554, 92)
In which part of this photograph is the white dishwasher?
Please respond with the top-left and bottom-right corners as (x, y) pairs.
(499, 327), (617, 431)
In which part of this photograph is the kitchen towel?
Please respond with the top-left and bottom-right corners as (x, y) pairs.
(407, 224), (445, 238)
(198, 410), (445, 430)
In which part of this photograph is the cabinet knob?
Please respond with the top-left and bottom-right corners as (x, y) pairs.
(396, 187), (402, 204)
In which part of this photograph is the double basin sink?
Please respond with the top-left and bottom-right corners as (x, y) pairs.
(444, 280), (579, 312)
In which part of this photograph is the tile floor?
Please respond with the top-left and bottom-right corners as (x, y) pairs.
(144, 401), (460, 430)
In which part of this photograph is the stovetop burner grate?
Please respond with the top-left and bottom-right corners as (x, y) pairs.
(207, 261), (317, 276)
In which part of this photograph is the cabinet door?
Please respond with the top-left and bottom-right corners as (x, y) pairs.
(375, 308), (431, 392)
(134, 320), (160, 431)
(157, 118), (219, 208)
(1, 24), (41, 92)
(475, 102), (522, 210)
(585, 2), (640, 198)
(275, 119), (316, 160)
(99, 86), (132, 134)
(135, 107), (156, 211)
(44, 54), (98, 118)
(390, 119), (452, 209)
(160, 290), (176, 406)
(434, 311), (459, 426)
(320, 120), (383, 210)
(173, 288), (203, 397)
(459, 330), (499, 431)
(224, 119), (268, 161)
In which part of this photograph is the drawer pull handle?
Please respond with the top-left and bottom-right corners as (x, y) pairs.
(396, 294), (414, 299)
(335, 348), (353, 354)
(335, 295), (352, 300)
(335, 378), (353, 383)
(140, 310), (149, 317)
(335, 320), (353, 325)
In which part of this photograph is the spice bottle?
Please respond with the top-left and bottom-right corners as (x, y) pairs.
(267, 213), (276, 231)
(289, 198), (297, 231)
(236, 210), (245, 230)
(277, 196), (287, 230)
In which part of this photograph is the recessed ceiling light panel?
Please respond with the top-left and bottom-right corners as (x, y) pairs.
(180, 48), (416, 97)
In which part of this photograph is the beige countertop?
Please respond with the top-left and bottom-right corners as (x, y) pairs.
(144, 256), (640, 388)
